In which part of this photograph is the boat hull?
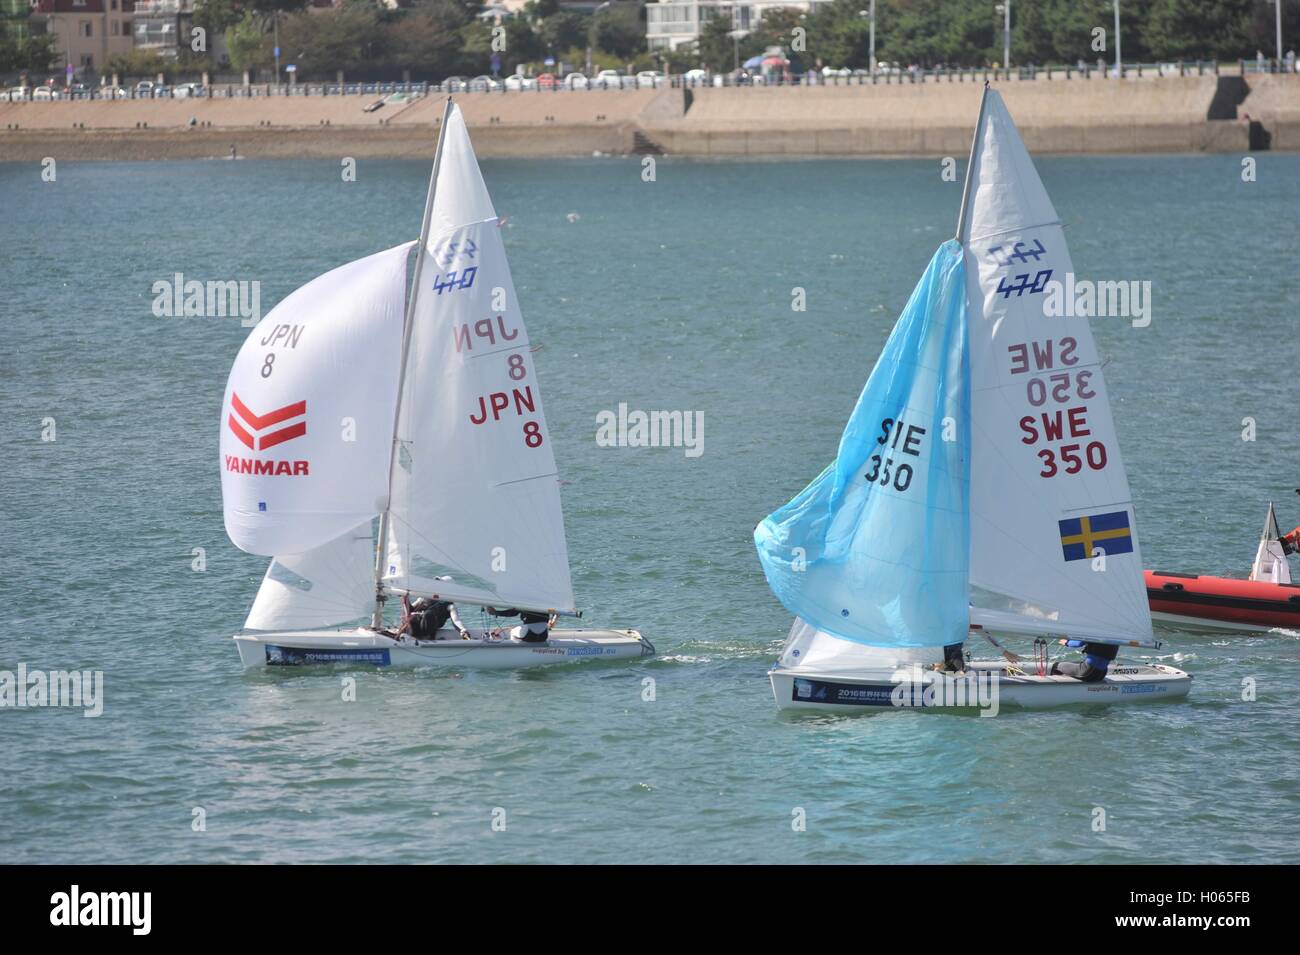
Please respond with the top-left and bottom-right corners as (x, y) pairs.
(234, 627), (654, 669)
(1146, 570), (1300, 632)
(770, 660), (1191, 713)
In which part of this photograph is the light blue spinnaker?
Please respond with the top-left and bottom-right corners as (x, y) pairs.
(754, 241), (970, 649)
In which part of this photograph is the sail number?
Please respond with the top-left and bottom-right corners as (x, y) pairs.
(432, 267), (477, 295)
(468, 351), (543, 449)
(864, 417), (926, 492)
(1009, 337), (1109, 478)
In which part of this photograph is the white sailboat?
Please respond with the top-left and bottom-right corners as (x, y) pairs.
(755, 86), (1190, 712)
(221, 100), (652, 668)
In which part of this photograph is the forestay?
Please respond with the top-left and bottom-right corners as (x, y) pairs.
(755, 242), (970, 648)
(961, 90), (1152, 643)
(383, 105), (576, 613)
(220, 242), (412, 557)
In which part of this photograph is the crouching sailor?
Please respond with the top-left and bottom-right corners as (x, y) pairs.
(1049, 640), (1118, 682)
(487, 607), (551, 643)
(399, 594), (471, 641)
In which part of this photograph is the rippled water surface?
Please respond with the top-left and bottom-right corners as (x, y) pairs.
(2, 153), (1298, 863)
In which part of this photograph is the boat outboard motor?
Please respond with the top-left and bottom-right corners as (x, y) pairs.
(1050, 640), (1118, 683)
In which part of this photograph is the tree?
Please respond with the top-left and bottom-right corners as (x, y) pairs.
(226, 11), (271, 73)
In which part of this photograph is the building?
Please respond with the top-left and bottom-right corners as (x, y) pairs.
(646, 0), (832, 52)
(31, 0), (135, 73)
(131, 0), (187, 59)
(1, 0), (38, 43)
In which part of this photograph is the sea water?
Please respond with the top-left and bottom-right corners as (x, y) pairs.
(1, 154), (1297, 863)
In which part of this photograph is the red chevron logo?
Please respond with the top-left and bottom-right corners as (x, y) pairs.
(228, 393), (307, 451)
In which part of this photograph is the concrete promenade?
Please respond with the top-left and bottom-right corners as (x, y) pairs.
(2, 73), (1296, 161)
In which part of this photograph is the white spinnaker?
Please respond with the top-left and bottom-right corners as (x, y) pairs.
(221, 242), (413, 557)
(244, 521), (374, 631)
(961, 91), (1152, 641)
(1249, 502), (1292, 583)
(384, 105), (575, 613)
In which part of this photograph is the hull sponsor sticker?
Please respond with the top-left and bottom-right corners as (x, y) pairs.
(265, 645), (390, 666)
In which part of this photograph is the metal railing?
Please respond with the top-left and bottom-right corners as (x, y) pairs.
(10, 59), (1300, 103)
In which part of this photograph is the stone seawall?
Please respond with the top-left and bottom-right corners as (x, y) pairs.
(2, 73), (1295, 161)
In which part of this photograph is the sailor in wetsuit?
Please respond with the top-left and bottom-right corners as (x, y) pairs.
(1049, 640), (1118, 682)
(399, 595), (471, 641)
(486, 607), (551, 643)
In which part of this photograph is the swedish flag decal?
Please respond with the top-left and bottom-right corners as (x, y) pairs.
(1059, 510), (1134, 561)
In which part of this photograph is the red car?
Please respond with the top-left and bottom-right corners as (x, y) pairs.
(537, 73), (557, 90)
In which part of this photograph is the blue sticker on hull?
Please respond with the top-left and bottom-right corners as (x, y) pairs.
(265, 645), (391, 666)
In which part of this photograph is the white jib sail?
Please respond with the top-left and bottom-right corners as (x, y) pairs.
(244, 521), (375, 631)
(1249, 502), (1292, 583)
(221, 242), (413, 557)
(383, 104), (576, 613)
(961, 90), (1153, 642)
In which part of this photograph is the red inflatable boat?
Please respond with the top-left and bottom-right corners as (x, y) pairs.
(1146, 570), (1300, 632)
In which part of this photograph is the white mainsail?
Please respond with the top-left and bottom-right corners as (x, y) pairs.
(382, 104), (576, 614)
(961, 90), (1153, 643)
(221, 242), (413, 557)
(1249, 502), (1292, 583)
(244, 521), (375, 631)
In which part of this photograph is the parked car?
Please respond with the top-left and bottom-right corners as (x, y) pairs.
(1, 86), (29, 101)
(32, 86), (58, 100)
(562, 72), (588, 90)
(682, 68), (708, 86)
(537, 72), (557, 90)
(100, 86), (128, 99)
(469, 75), (501, 92)
(636, 70), (664, 89)
(442, 76), (467, 92)
(504, 73), (535, 91)
(173, 82), (204, 99)
(594, 69), (623, 90)
(134, 80), (155, 96)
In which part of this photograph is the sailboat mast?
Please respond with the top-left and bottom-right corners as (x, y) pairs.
(954, 82), (991, 245)
(371, 96), (456, 629)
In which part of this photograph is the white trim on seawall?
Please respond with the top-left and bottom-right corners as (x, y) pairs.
(770, 660), (1191, 713)
(234, 627), (654, 669)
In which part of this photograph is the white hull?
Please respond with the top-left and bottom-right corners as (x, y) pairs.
(234, 627), (654, 669)
(770, 660), (1191, 713)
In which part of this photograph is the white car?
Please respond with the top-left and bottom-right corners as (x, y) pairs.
(594, 70), (623, 90)
(821, 66), (851, 78)
(636, 70), (664, 89)
(172, 82), (202, 99)
(682, 69), (708, 86)
(562, 72), (588, 90)
(504, 74), (536, 91)
(469, 75), (501, 92)
(2, 86), (29, 101)
(32, 86), (58, 101)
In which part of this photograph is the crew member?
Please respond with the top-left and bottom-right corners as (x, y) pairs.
(486, 607), (551, 643)
(399, 595), (471, 640)
(1049, 640), (1118, 683)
